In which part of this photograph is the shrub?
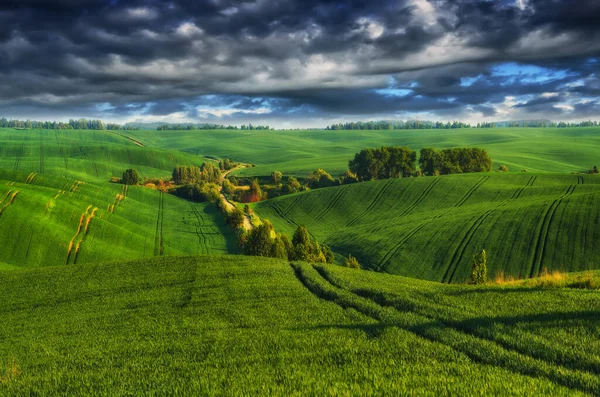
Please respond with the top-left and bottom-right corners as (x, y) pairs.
(343, 255), (360, 269)
(222, 179), (235, 195)
(306, 169), (336, 189)
(172, 183), (219, 203)
(122, 169), (139, 185)
(283, 177), (302, 194)
(471, 249), (488, 285)
(499, 164), (509, 172)
(339, 170), (359, 185)
(227, 207), (245, 228)
(272, 171), (283, 184)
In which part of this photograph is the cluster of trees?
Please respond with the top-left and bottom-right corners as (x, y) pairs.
(122, 169), (140, 185)
(172, 163), (221, 185)
(348, 146), (417, 181)
(244, 223), (334, 263)
(218, 158), (236, 171)
(478, 120), (600, 128)
(0, 117), (136, 130)
(419, 148), (492, 175)
(171, 183), (220, 202)
(588, 166), (599, 175)
(327, 120), (471, 130)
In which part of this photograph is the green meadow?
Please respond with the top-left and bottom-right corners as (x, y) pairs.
(124, 127), (600, 176)
(255, 173), (600, 282)
(0, 255), (598, 395)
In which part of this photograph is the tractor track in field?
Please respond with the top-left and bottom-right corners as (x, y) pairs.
(454, 176), (490, 207)
(396, 177), (441, 219)
(39, 131), (45, 174)
(186, 202), (209, 253)
(314, 186), (349, 222)
(442, 202), (507, 284)
(78, 146), (99, 178)
(154, 191), (165, 256)
(291, 263), (599, 397)
(577, 175), (584, 185)
(13, 144), (23, 171)
(375, 222), (429, 272)
(346, 179), (395, 227)
(529, 184), (577, 278)
(284, 194), (303, 214)
(511, 176), (537, 199)
(0, 190), (19, 217)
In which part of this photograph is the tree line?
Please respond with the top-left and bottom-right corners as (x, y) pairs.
(0, 118), (135, 130)
(327, 119), (600, 130)
(157, 123), (272, 131)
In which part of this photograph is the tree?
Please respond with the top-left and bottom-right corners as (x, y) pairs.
(343, 255), (360, 269)
(498, 164), (509, 172)
(471, 249), (488, 285)
(122, 169), (139, 185)
(284, 177), (301, 194)
(272, 171), (283, 184)
(306, 169), (336, 189)
(244, 221), (275, 257)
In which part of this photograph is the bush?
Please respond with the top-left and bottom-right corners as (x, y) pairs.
(343, 255), (360, 269)
(122, 169), (140, 185)
(227, 207), (245, 228)
(499, 164), (509, 172)
(272, 171), (283, 184)
(471, 249), (488, 285)
(283, 177), (302, 194)
(172, 183), (219, 203)
(222, 179), (235, 195)
(339, 170), (359, 185)
(306, 169), (336, 189)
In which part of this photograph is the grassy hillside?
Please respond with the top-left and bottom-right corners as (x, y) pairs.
(0, 169), (238, 268)
(255, 173), (600, 282)
(0, 128), (202, 182)
(0, 255), (598, 395)
(123, 127), (600, 177)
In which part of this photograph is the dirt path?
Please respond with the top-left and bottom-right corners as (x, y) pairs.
(219, 165), (254, 231)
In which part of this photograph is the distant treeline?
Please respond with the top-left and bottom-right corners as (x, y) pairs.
(327, 119), (600, 130)
(157, 123), (272, 131)
(348, 146), (492, 180)
(0, 117), (136, 130)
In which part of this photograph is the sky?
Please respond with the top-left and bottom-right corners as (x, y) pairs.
(0, 0), (599, 128)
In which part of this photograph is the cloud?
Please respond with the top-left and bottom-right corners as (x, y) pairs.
(0, 0), (598, 125)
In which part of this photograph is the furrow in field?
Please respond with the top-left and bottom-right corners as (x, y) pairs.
(529, 185), (576, 278)
(454, 176), (490, 207)
(314, 186), (349, 221)
(512, 176), (535, 199)
(346, 179), (395, 227)
(39, 130), (44, 174)
(375, 223), (429, 271)
(154, 191), (165, 256)
(284, 194), (303, 214)
(441, 203), (506, 284)
(187, 202), (209, 254)
(396, 177), (441, 218)
(300, 264), (599, 396)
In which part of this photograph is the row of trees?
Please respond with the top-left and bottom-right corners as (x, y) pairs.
(157, 123), (272, 131)
(348, 146), (417, 181)
(419, 148), (492, 175)
(244, 222), (334, 263)
(477, 121), (600, 128)
(327, 120), (471, 130)
(0, 118), (134, 130)
(172, 163), (221, 185)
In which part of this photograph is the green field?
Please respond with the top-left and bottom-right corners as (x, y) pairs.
(0, 255), (598, 395)
(0, 129), (201, 182)
(255, 173), (600, 282)
(123, 127), (600, 177)
(0, 169), (238, 268)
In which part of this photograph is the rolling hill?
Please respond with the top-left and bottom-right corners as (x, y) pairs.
(0, 255), (598, 395)
(122, 127), (600, 177)
(254, 173), (600, 282)
(0, 169), (238, 268)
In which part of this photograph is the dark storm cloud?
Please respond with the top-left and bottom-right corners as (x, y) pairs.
(0, 0), (599, 124)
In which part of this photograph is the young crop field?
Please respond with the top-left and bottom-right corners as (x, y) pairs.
(0, 255), (597, 395)
(0, 128), (202, 182)
(0, 169), (238, 268)
(123, 127), (600, 177)
(255, 173), (600, 282)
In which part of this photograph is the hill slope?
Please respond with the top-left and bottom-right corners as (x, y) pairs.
(123, 127), (600, 176)
(0, 169), (238, 268)
(255, 173), (600, 282)
(0, 128), (202, 182)
(0, 255), (598, 395)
